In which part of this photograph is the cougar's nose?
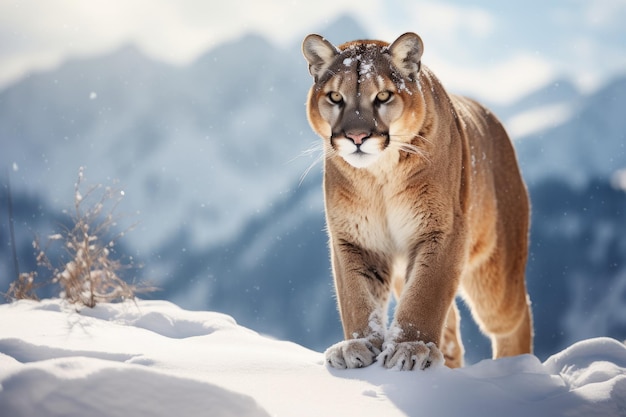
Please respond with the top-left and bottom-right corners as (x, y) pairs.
(345, 131), (370, 145)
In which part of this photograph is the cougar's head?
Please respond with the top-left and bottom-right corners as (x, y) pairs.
(303, 33), (427, 169)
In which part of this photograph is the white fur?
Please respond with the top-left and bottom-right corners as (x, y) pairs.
(335, 137), (384, 168)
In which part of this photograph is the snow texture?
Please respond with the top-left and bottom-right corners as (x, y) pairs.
(1, 299), (625, 417)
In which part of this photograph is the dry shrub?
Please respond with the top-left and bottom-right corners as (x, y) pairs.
(6, 272), (40, 301)
(5, 168), (156, 306)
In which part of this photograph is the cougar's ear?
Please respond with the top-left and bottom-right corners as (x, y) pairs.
(388, 32), (424, 81)
(302, 34), (339, 82)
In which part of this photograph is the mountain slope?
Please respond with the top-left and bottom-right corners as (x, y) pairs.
(516, 77), (626, 187)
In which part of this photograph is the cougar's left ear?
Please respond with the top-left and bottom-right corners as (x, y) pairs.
(388, 32), (424, 81)
(302, 34), (339, 82)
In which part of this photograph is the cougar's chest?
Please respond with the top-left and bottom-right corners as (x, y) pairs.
(325, 172), (420, 255)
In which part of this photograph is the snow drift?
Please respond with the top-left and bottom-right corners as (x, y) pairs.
(1, 299), (625, 417)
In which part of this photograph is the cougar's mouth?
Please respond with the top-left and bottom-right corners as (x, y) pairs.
(333, 135), (386, 168)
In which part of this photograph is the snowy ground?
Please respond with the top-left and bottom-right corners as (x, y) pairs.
(1, 299), (625, 417)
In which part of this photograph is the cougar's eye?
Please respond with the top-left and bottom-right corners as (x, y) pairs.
(327, 91), (343, 105)
(375, 91), (392, 104)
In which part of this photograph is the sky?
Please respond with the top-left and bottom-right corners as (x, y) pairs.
(1, 0), (625, 104)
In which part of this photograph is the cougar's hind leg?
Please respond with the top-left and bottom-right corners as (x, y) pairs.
(461, 250), (533, 359)
(441, 300), (464, 368)
(492, 294), (533, 358)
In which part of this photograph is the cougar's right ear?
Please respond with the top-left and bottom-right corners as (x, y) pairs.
(302, 34), (339, 82)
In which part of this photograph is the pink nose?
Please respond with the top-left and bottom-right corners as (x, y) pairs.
(345, 131), (369, 145)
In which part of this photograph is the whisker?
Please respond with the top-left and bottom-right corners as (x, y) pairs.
(298, 153), (324, 187)
(292, 141), (329, 186)
(389, 133), (433, 145)
(389, 139), (432, 164)
(287, 141), (322, 164)
(415, 134), (433, 145)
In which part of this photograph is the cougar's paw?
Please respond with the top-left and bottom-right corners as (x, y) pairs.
(324, 339), (381, 369)
(378, 341), (444, 371)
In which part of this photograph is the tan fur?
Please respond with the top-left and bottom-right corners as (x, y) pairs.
(302, 33), (533, 370)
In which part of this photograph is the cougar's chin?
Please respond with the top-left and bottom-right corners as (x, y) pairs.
(342, 152), (381, 168)
(335, 137), (384, 168)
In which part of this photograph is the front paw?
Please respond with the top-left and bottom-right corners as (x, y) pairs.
(325, 339), (381, 369)
(378, 341), (444, 371)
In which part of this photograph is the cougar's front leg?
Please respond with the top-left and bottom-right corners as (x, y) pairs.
(325, 238), (391, 369)
(379, 232), (463, 370)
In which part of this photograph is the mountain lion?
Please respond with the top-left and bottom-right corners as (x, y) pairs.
(302, 32), (533, 370)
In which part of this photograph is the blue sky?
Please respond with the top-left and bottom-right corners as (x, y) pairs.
(1, 0), (625, 103)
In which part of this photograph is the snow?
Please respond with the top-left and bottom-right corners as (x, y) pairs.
(612, 169), (626, 192)
(1, 299), (626, 417)
(506, 102), (574, 139)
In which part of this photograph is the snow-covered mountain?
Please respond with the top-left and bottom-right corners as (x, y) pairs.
(1, 16), (625, 364)
(0, 34), (313, 252)
(497, 78), (582, 139)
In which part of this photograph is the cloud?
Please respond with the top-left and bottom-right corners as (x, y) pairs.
(583, 0), (626, 28)
(428, 52), (557, 104)
(0, 0), (370, 88)
(357, 1), (497, 55)
(0, 0), (624, 99)
(409, 2), (496, 40)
